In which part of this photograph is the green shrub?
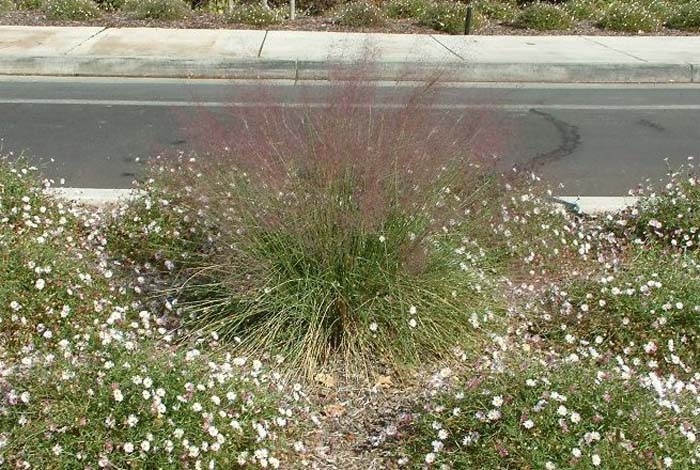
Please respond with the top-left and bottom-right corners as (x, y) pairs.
(565, 0), (599, 20)
(94, 0), (125, 10)
(394, 359), (700, 468)
(0, 0), (15, 12)
(105, 180), (207, 268)
(384, 0), (430, 19)
(540, 248), (700, 369)
(514, 2), (573, 30)
(42, 0), (100, 19)
(227, 3), (284, 25)
(0, 160), (310, 470)
(468, 178), (589, 273)
(16, 0), (44, 9)
(298, 0), (344, 15)
(477, 0), (519, 21)
(667, 0), (700, 30)
(641, 0), (672, 18)
(1, 337), (309, 468)
(335, 1), (387, 26)
(127, 0), (191, 19)
(0, 161), (102, 350)
(597, 1), (661, 31)
(617, 168), (700, 250)
(419, 1), (481, 34)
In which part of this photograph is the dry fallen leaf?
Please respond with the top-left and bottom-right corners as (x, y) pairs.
(375, 375), (393, 388)
(324, 403), (346, 418)
(315, 373), (337, 388)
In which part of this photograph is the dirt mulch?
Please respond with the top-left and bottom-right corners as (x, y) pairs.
(1, 9), (698, 36)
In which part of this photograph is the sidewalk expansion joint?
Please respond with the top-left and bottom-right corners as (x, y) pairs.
(65, 27), (108, 56)
(429, 35), (464, 61)
(583, 37), (648, 63)
(257, 30), (268, 58)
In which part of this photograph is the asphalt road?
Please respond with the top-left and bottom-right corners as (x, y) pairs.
(1, 76), (699, 196)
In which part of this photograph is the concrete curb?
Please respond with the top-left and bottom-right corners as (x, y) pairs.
(557, 196), (638, 214)
(1, 56), (298, 80)
(49, 188), (639, 214)
(1, 56), (695, 83)
(47, 187), (139, 206)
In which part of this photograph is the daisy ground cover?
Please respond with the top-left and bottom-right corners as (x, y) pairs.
(0, 84), (699, 468)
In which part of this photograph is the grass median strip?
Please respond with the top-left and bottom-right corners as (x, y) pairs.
(1, 78), (699, 468)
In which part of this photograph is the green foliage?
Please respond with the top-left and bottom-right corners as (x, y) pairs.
(641, 0), (672, 18)
(227, 3), (284, 25)
(0, 161), (101, 350)
(335, 1), (388, 26)
(384, 0), (430, 19)
(94, 0), (126, 11)
(126, 0), (191, 19)
(16, 0), (44, 9)
(462, 177), (587, 274)
(42, 0), (100, 19)
(298, 0), (344, 15)
(105, 182), (206, 269)
(477, 0), (519, 21)
(396, 359), (700, 468)
(666, 0), (700, 30)
(419, 1), (481, 34)
(539, 248), (700, 366)
(0, 160), (309, 470)
(514, 2), (573, 30)
(618, 168), (700, 250)
(597, 0), (662, 31)
(1, 338), (307, 468)
(564, 0), (599, 20)
(0, 0), (15, 13)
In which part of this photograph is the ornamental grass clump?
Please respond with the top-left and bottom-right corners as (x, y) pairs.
(109, 80), (504, 377)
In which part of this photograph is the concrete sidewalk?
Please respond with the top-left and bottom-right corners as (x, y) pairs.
(1, 25), (699, 82)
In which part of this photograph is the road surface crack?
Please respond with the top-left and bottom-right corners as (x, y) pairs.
(527, 109), (581, 168)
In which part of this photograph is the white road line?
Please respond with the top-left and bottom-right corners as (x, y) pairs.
(4, 98), (700, 110)
(2, 75), (700, 90)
